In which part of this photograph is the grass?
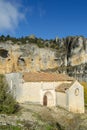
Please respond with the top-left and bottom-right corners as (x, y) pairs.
(0, 125), (21, 130)
(45, 125), (54, 130)
(32, 111), (42, 120)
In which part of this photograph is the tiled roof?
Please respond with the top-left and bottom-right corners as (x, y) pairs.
(55, 83), (71, 93)
(23, 72), (74, 82)
(55, 80), (76, 93)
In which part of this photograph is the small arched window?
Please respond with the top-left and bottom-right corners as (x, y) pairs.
(75, 88), (79, 96)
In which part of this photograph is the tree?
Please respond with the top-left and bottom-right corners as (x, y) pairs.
(0, 75), (18, 114)
(6, 35), (10, 40)
(0, 35), (5, 41)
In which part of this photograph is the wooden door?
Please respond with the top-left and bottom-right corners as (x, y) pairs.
(43, 95), (47, 106)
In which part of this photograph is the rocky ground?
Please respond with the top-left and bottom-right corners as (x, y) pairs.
(0, 104), (87, 130)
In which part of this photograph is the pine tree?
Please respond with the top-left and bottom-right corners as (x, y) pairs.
(0, 75), (18, 114)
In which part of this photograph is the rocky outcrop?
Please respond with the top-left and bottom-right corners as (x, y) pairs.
(0, 104), (87, 130)
(0, 36), (87, 81)
(0, 42), (59, 73)
(63, 36), (87, 81)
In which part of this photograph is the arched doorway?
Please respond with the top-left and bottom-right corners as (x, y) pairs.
(43, 92), (54, 106)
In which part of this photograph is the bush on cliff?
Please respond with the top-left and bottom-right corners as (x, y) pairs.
(0, 74), (18, 114)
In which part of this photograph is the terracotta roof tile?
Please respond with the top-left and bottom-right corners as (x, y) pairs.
(23, 72), (74, 82)
(55, 80), (76, 93)
(55, 83), (71, 93)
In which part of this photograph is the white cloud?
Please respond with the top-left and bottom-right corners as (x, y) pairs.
(0, 0), (25, 31)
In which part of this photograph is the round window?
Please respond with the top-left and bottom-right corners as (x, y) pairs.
(75, 88), (79, 96)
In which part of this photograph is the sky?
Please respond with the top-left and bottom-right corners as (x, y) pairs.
(0, 0), (87, 39)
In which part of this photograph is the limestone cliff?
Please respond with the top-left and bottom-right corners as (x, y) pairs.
(0, 35), (87, 81)
(64, 36), (87, 81)
(0, 42), (59, 73)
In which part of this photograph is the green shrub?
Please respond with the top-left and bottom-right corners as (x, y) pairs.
(37, 39), (45, 48)
(45, 125), (53, 130)
(0, 74), (19, 114)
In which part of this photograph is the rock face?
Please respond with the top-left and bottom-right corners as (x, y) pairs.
(0, 36), (87, 81)
(64, 36), (87, 81)
(0, 42), (59, 73)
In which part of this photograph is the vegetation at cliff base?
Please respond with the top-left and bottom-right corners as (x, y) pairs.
(0, 74), (18, 114)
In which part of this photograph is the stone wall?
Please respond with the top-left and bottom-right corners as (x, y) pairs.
(5, 73), (22, 100)
(68, 81), (84, 113)
(5, 74), (71, 106)
(56, 92), (66, 108)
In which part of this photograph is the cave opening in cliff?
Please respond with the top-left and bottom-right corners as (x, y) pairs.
(0, 49), (8, 58)
(17, 57), (26, 66)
